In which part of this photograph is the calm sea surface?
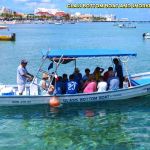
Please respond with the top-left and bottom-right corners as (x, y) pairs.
(0, 22), (150, 149)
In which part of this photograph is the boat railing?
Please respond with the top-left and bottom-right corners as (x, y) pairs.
(31, 51), (63, 94)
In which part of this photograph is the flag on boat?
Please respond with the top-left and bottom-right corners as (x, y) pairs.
(48, 62), (53, 70)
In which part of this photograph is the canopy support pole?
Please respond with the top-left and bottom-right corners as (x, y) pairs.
(124, 62), (132, 87)
(120, 57), (132, 87)
(48, 55), (63, 89)
(74, 59), (76, 69)
(32, 50), (49, 85)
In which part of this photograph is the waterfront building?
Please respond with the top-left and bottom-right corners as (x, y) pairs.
(35, 12), (54, 17)
(34, 8), (61, 15)
(71, 13), (93, 22)
(0, 6), (13, 15)
(34, 8), (70, 20)
(100, 14), (116, 21)
(79, 14), (93, 22)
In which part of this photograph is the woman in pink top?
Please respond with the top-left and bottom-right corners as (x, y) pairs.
(83, 75), (97, 93)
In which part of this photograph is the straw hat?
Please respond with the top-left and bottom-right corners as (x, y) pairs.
(42, 73), (48, 79)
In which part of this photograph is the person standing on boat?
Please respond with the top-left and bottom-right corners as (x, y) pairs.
(113, 58), (124, 88)
(17, 59), (34, 95)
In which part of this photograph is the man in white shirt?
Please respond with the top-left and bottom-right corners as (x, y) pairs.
(17, 60), (34, 95)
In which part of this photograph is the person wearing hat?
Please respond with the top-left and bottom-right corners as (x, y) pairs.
(39, 73), (54, 95)
(39, 73), (49, 91)
(17, 59), (34, 95)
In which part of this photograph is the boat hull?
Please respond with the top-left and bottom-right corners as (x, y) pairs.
(0, 26), (8, 29)
(0, 83), (150, 106)
(0, 33), (16, 41)
(144, 36), (150, 39)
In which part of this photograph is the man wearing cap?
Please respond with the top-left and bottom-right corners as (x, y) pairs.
(17, 60), (34, 95)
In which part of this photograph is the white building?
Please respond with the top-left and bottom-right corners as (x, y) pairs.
(0, 6), (13, 14)
(103, 14), (116, 21)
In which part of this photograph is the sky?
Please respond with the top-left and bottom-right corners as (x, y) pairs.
(0, 0), (150, 20)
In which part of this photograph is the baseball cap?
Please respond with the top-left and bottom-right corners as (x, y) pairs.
(21, 59), (28, 64)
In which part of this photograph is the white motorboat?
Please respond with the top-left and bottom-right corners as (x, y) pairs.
(143, 33), (150, 39)
(0, 25), (8, 30)
(0, 49), (150, 106)
(118, 23), (136, 28)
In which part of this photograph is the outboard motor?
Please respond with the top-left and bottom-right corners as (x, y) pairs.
(11, 33), (16, 41)
(143, 33), (146, 38)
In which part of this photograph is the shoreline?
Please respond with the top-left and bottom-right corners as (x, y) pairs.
(0, 20), (150, 25)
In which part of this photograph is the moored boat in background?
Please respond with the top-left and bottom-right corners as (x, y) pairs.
(118, 23), (136, 28)
(143, 32), (150, 39)
(0, 25), (8, 30)
(0, 33), (16, 41)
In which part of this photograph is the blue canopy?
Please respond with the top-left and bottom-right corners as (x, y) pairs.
(42, 49), (137, 58)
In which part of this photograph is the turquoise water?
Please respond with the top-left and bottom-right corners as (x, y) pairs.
(0, 22), (150, 149)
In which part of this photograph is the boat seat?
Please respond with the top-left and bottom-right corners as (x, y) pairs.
(130, 79), (140, 86)
(131, 75), (150, 86)
(133, 78), (150, 85)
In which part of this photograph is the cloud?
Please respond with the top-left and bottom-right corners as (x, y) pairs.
(14, 0), (30, 2)
(14, 0), (52, 3)
(66, 0), (74, 2)
(25, 1), (56, 9)
(41, 0), (51, 3)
